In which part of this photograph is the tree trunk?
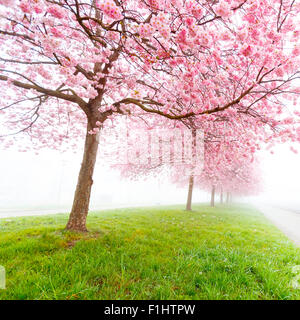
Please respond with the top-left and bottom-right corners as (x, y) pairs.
(226, 192), (230, 204)
(210, 185), (215, 207)
(186, 174), (194, 211)
(220, 188), (223, 204)
(66, 121), (100, 232)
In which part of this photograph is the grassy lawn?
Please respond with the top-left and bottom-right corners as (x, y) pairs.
(0, 204), (300, 300)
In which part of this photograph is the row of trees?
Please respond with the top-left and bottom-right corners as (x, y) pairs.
(0, 0), (299, 231)
(100, 115), (262, 211)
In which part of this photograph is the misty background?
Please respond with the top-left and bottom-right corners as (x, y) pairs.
(1, 141), (300, 218)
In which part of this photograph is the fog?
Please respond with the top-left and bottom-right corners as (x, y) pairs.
(0, 146), (207, 217)
(248, 144), (300, 211)
(1, 141), (300, 217)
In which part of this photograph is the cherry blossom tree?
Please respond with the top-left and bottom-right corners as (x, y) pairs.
(172, 140), (262, 209)
(205, 159), (262, 207)
(0, 0), (299, 231)
(168, 114), (266, 210)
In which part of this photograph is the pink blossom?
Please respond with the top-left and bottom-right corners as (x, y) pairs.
(34, 6), (43, 14)
(241, 45), (252, 57)
(138, 24), (154, 38)
(19, 1), (31, 13)
(0, 0), (14, 6)
(97, 0), (123, 20)
(292, 47), (300, 56)
(214, 1), (231, 18)
(50, 27), (63, 38)
(47, 6), (65, 19)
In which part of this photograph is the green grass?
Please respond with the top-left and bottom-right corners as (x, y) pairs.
(1, 204), (300, 300)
